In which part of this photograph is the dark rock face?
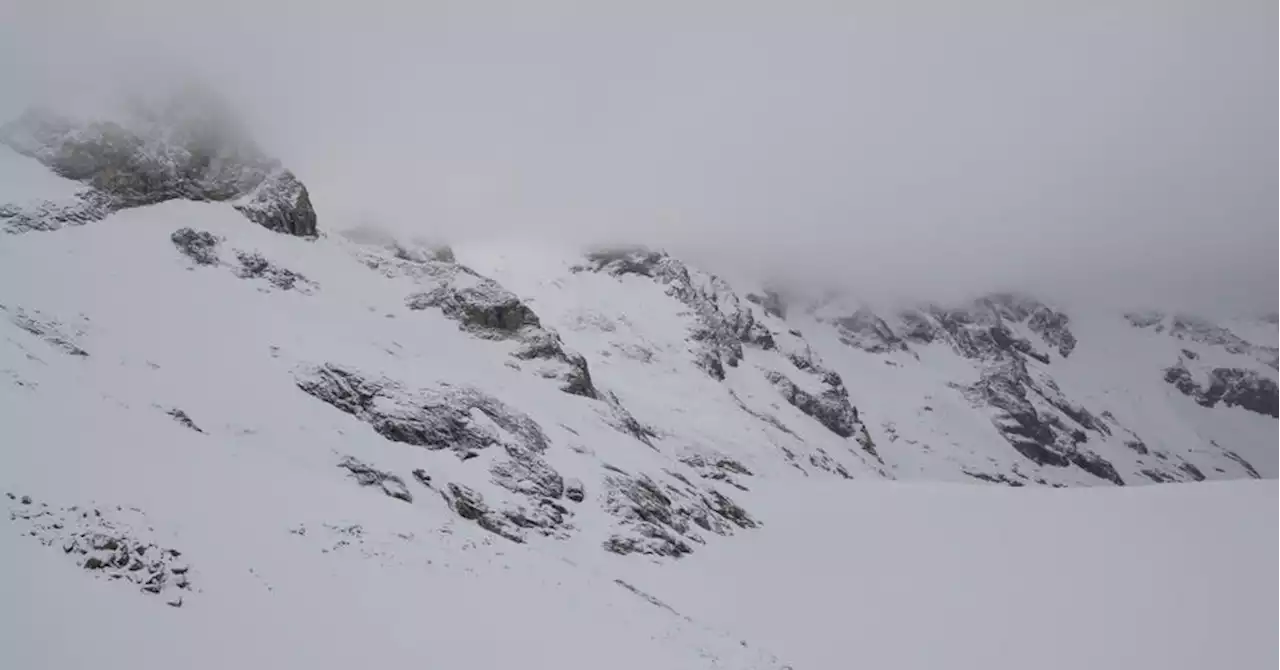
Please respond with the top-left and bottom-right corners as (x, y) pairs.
(766, 370), (858, 438)
(966, 354), (1121, 483)
(577, 247), (774, 379)
(232, 170), (316, 237)
(338, 456), (413, 503)
(979, 293), (1077, 358)
(170, 228), (221, 265)
(600, 467), (754, 558)
(1, 98), (317, 237)
(297, 364), (582, 540)
(1164, 363), (1279, 418)
(296, 364), (551, 454)
(832, 309), (908, 354)
(400, 262), (597, 399)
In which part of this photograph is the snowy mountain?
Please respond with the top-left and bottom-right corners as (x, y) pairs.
(1, 103), (1275, 670)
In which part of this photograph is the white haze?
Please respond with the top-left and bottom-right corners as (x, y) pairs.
(1, 0), (1275, 315)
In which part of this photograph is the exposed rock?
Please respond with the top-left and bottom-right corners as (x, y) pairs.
(600, 468), (754, 558)
(962, 471), (1026, 487)
(231, 169), (317, 237)
(577, 246), (774, 379)
(1, 94), (317, 237)
(765, 369), (859, 438)
(165, 408), (202, 433)
(1215, 444), (1262, 479)
(1129, 311), (1278, 370)
(402, 262), (597, 398)
(1163, 363), (1279, 418)
(298, 365), (584, 538)
(440, 483), (523, 543)
(564, 478), (586, 503)
(411, 469), (432, 487)
(489, 444), (565, 499)
(296, 364), (551, 454)
(2, 304), (89, 357)
(832, 309), (908, 354)
(678, 450), (754, 489)
(6, 497), (193, 601)
(898, 309), (940, 344)
(170, 227), (221, 265)
(978, 293), (1077, 358)
(233, 251), (316, 293)
(967, 357), (1121, 483)
(1203, 368), (1279, 417)
(338, 456), (413, 503)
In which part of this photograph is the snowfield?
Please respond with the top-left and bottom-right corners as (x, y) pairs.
(1, 135), (1276, 669)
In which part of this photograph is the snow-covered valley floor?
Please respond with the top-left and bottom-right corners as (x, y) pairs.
(4, 475), (1274, 669)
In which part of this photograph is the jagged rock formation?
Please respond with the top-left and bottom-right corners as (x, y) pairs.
(0, 89), (316, 237)
(601, 466), (755, 557)
(1165, 363), (1279, 418)
(345, 237), (597, 398)
(576, 246), (774, 379)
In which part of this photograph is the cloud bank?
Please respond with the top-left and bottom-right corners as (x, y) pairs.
(2, 1), (1274, 314)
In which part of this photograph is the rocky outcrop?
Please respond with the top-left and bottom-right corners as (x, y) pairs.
(576, 247), (775, 379)
(295, 364), (551, 454)
(338, 456), (413, 503)
(171, 228), (221, 265)
(6, 495), (192, 606)
(0, 91), (316, 236)
(967, 356), (1122, 484)
(296, 364), (586, 541)
(1164, 363), (1279, 418)
(831, 309), (908, 354)
(765, 370), (858, 439)
(233, 251), (316, 292)
(600, 466), (755, 558)
(170, 227), (316, 292)
(1, 304), (89, 357)
(979, 293), (1077, 358)
(1128, 311), (1278, 370)
(360, 249), (597, 398)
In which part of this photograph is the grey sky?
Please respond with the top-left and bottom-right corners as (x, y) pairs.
(2, 1), (1275, 314)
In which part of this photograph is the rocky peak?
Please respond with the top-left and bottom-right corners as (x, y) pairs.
(0, 90), (316, 237)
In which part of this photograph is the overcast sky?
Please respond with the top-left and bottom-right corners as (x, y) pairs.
(2, 1), (1275, 314)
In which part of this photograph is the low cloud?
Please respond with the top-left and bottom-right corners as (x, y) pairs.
(2, 1), (1274, 315)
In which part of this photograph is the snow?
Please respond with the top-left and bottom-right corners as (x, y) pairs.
(0, 144), (86, 207)
(0, 178), (1275, 669)
(619, 479), (1278, 670)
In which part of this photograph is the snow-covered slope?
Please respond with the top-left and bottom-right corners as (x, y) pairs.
(1, 105), (1275, 669)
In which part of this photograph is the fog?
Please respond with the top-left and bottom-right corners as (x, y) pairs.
(2, 1), (1275, 315)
